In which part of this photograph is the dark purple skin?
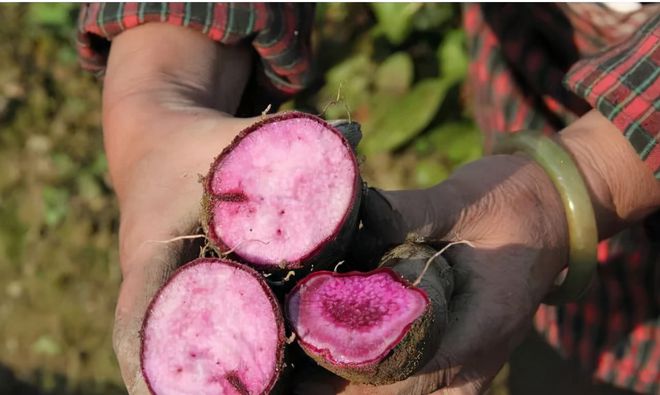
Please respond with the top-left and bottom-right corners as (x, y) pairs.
(202, 111), (362, 273)
(140, 258), (286, 395)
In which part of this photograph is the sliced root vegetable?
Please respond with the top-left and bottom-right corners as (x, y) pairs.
(286, 243), (454, 384)
(203, 112), (361, 272)
(141, 258), (285, 395)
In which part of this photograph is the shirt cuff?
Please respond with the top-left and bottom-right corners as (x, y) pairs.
(77, 3), (315, 97)
(564, 14), (660, 178)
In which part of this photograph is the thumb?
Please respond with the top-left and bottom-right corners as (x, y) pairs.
(430, 344), (507, 395)
(351, 186), (463, 264)
(113, 258), (170, 394)
(113, 230), (203, 394)
(329, 120), (362, 152)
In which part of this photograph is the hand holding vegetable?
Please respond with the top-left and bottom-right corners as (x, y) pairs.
(102, 23), (258, 393)
(297, 110), (659, 395)
(104, 22), (659, 395)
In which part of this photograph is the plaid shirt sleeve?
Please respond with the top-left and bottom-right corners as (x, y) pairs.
(565, 14), (660, 179)
(77, 3), (314, 97)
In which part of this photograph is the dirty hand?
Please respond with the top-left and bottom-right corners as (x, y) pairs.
(298, 110), (659, 395)
(295, 153), (569, 395)
(100, 22), (262, 393)
(107, 108), (263, 394)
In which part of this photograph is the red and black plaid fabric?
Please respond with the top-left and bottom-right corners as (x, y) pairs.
(463, 4), (660, 179)
(464, 4), (659, 393)
(77, 3), (660, 393)
(565, 14), (660, 178)
(77, 3), (314, 95)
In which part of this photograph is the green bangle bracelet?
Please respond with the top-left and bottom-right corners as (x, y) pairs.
(494, 130), (598, 305)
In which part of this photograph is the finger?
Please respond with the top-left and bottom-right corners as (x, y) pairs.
(337, 369), (455, 395)
(351, 187), (433, 264)
(412, 245), (537, 395)
(329, 120), (363, 151)
(440, 350), (507, 395)
(430, 350), (507, 395)
(442, 247), (535, 363)
(340, 245), (529, 395)
(113, 231), (202, 394)
(358, 185), (465, 246)
(348, 187), (406, 265)
(113, 247), (177, 394)
(291, 364), (348, 395)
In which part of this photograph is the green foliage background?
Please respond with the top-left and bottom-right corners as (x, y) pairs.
(289, 3), (482, 190)
(0, 3), (124, 395)
(0, 3), (496, 394)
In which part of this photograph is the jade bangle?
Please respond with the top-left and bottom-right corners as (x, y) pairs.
(494, 130), (598, 304)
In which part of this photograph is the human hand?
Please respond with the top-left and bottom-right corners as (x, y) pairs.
(294, 153), (569, 395)
(101, 21), (365, 392)
(109, 110), (266, 394)
(107, 109), (369, 395)
(102, 19), (657, 393)
(99, 22), (262, 393)
(295, 110), (660, 395)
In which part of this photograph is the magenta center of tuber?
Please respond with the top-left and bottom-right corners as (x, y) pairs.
(287, 269), (429, 366)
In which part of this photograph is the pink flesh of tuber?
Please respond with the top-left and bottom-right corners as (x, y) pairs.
(285, 244), (454, 384)
(141, 259), (284, 395)
(205, 113), (360, 271)
(286, 269), (429, 366)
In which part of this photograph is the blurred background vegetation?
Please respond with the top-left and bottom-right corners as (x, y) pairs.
(292, 3), (482, 189)
(2, 3), (614, 395)
(0, 3), (124, 395)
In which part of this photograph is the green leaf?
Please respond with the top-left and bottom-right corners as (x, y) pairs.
(317, 3), (350, 24)
(57, 47), (77, 67)
(425, 122), (483, 166)
(32, 335), (61, 356)
(371, 3), (422, 45)
(375, 52), (414, 94)
(320, 54), (375, 119)
(28, 3), (75, 28)
(78, 173), (101, 201)
(415, 158), (450, 187)
(361, 93), (400, 134)
(325, 55), (374, 86)
(90, 153), (108, 176)
(51, 152), (75, 178)
(438, 29), (468, 83)
(361, 78), (450, 155)
(42, 186), (69, 227)
(314, 3), (329, 23)
(413, 3), (454, 31)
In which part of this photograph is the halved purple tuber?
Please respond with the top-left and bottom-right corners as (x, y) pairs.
(141, 258), (285, 395)
(203, 112), (361, 272)
(286, 243), (454, 384)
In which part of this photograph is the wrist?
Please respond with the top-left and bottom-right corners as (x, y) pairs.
(555, 110), (660, 238)
(103, 23), (252, 115)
